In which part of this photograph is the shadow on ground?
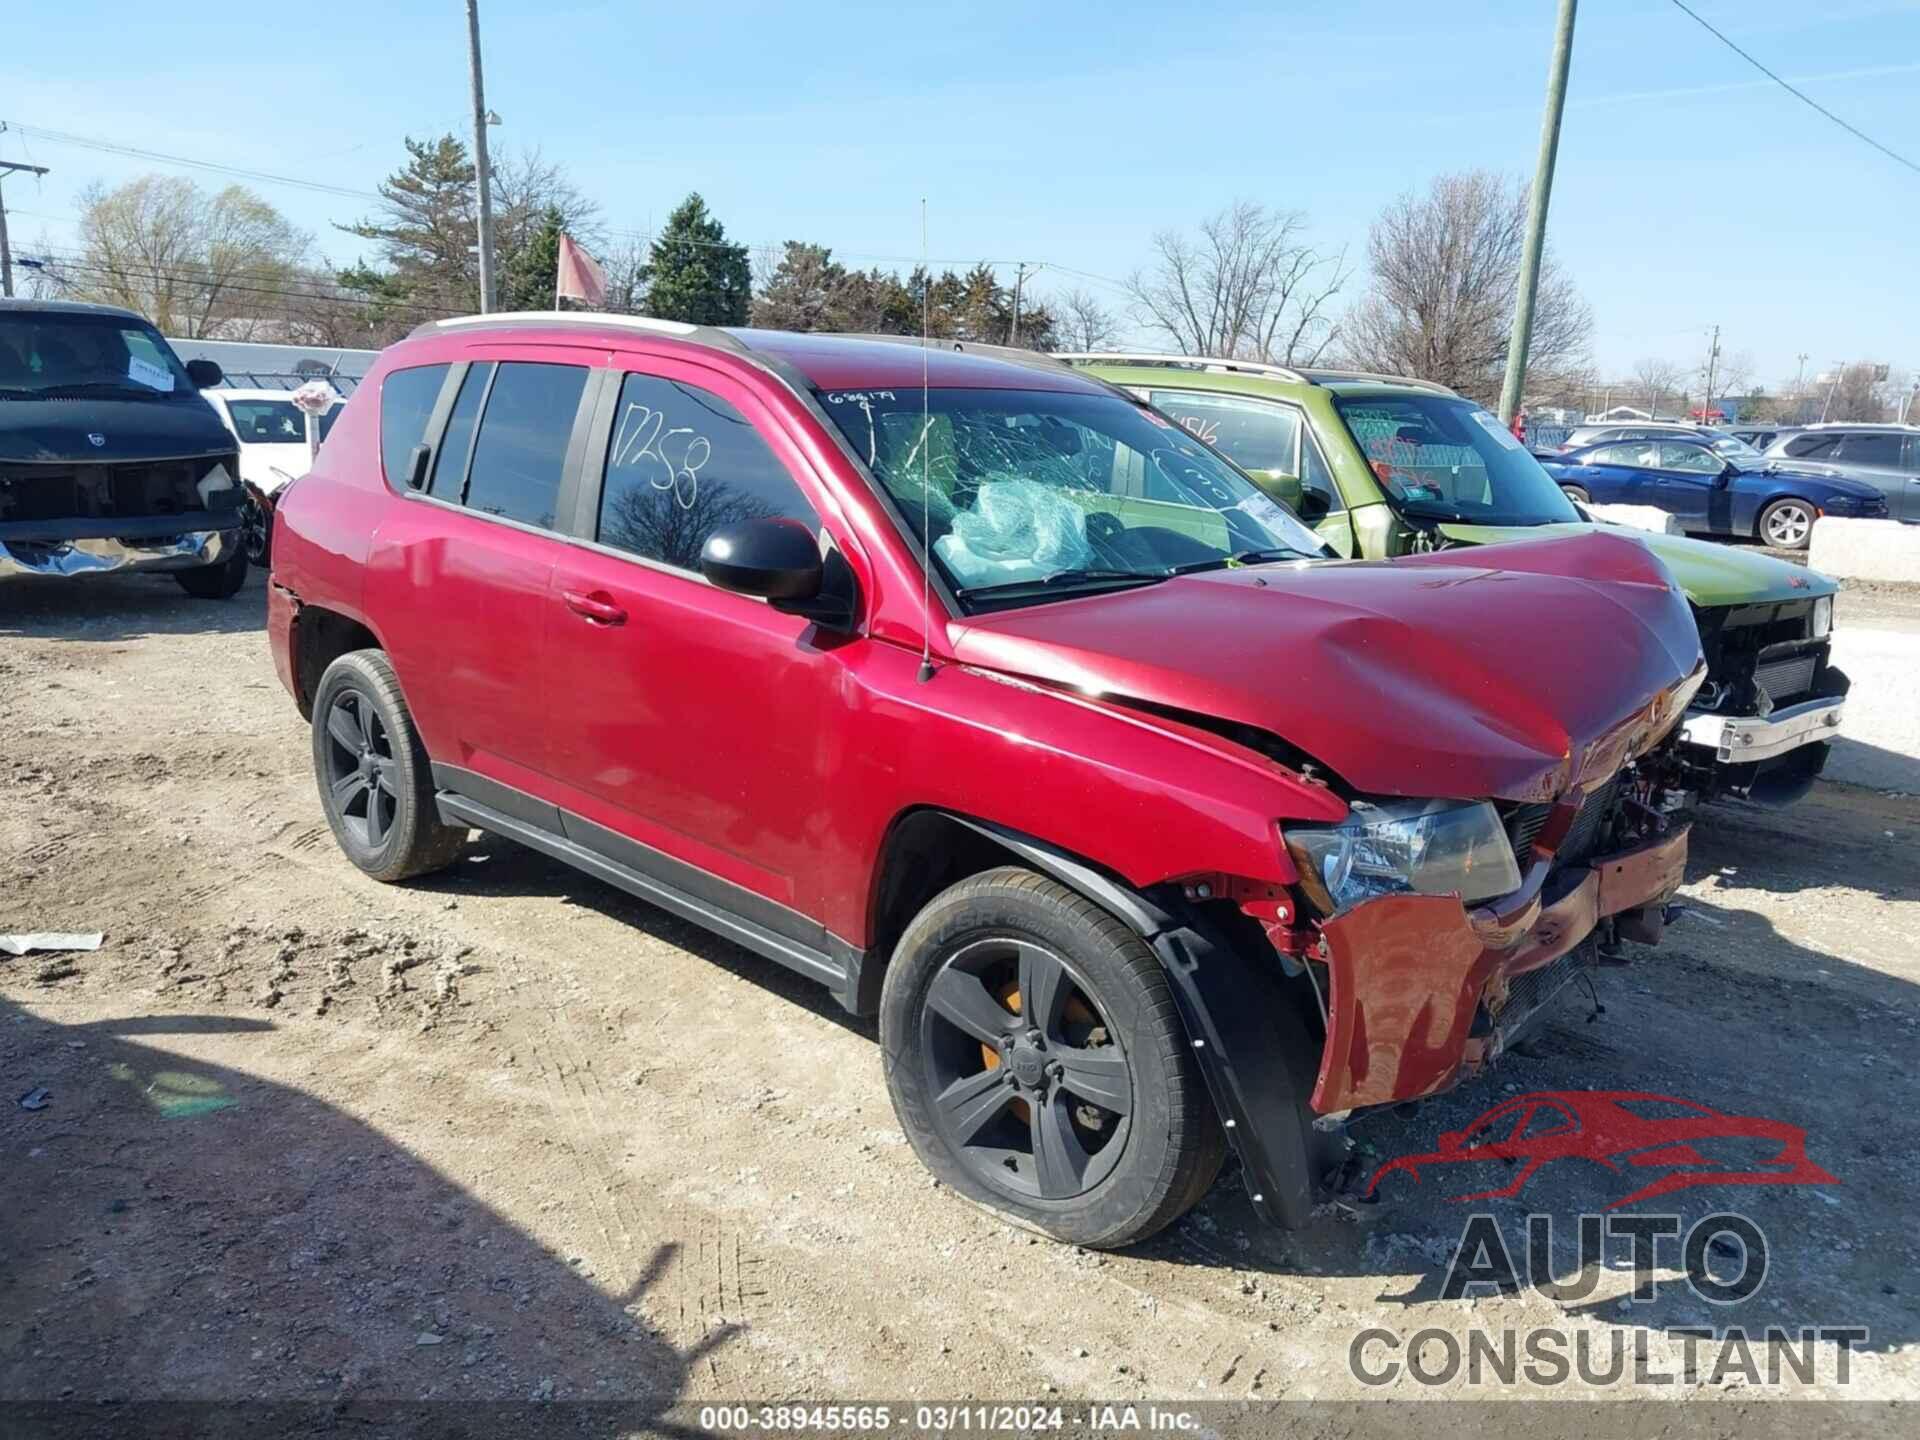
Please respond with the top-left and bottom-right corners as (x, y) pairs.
(0, 569), (267, 641)
(0, 996), (731, 1427)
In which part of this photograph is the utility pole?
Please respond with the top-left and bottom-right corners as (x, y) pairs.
(1008, 261), (1036, 346)
(1701, 325), (1720, 424)
(1499, 0), (1578, 424)
(465, 1), (497, 314)
(0, 139), (53, 299)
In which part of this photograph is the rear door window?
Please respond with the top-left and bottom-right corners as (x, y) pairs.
(461, 362), (590, 530)
(379, 363), (451, 487)
(1839, 433), (1904, 466)
(596, 370), (819, 573)
(1148, 390), (1300, 475)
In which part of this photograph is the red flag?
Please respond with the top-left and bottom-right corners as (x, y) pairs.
(555, 233), (608, 308)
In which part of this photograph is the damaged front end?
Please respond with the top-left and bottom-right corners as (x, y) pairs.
(0, 454), (243, 579)
(1279, 669), (1701, 1117)
(1666, 594), (1846, 807)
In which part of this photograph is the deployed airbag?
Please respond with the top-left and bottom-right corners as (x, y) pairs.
(934, 477), (1094, 588)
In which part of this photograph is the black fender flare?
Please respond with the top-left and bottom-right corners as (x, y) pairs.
(949, 817), (1322, 1229)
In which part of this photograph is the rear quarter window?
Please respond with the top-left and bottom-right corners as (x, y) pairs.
(379, 364), (451, 487)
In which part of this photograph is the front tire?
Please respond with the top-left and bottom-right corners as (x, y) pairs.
(1758, 497), (1815, 550)
(881, 867), (1225, 1249)
(174, 545), (248, 599)
(240, 493), (272, 566)
(311, 649), (466, 882)
(1560, 483), (1591, 505)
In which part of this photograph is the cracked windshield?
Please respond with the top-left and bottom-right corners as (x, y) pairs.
(816, 386), (1327, 604)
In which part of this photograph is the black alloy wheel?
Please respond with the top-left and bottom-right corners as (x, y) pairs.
(918, 935), (1133, 1203)
(320, 686), (401, 851)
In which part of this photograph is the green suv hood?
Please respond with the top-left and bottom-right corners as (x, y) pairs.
(1438, 521), (1835, 607)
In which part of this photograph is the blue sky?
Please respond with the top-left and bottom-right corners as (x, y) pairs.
(4, 0), (1916, 387)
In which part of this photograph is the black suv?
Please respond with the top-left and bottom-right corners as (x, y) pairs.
(0, 299), (247, 596)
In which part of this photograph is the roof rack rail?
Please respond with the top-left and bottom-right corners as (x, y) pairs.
(406, 310), (751, 351)
(1053, 352), (1310, 384)
(1295, 367), (1458, 395)
(846, 334), (1082, 377)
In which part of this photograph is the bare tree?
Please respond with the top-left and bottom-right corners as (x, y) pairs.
(1632, 357), (1686, 418)
(68, 176), (311, 337)
(1340, 172), (1592, 406)
(1053, 287), (1122, 352)
(1822, 363), (1896, 423)
(1125, 201), (1345, 364)
(490, 147), (602, 260)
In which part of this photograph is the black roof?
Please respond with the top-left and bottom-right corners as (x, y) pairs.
(0, 297), (152, 323)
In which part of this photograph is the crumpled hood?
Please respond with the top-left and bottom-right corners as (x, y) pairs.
(0, 393), (236, 465)
(1438, 520), (1837, 606)
(950, 530), (1705, 804)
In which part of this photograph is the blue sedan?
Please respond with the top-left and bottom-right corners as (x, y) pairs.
(1540, 434), (1889, 550)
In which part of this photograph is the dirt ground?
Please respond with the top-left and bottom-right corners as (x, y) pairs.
(3, 568), (1918, 1415)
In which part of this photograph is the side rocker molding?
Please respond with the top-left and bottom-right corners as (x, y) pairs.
(949, 817), (1320, 1229)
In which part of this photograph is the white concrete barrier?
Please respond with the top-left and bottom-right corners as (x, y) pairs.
(1583, 503), (1681, 535)
(1809, 517), (1920, 583)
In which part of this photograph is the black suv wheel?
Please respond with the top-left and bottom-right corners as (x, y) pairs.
(312, 650), (467, 882)
(174, 546), (248, 599)
(881, 867), (1224, 1248)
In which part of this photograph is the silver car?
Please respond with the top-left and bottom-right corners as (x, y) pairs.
(1762, 425), (1920, 521)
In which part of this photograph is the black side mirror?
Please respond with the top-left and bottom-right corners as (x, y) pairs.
(702, 518), (857, 630)
(404, 442), (433, 491)
(1296, 488), (1332, 524)
(185, 358), (223, 388)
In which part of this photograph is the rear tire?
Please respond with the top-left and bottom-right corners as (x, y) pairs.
(1560, 483), (1591, 505)
(174, 545), (248, 599)
(881, 867), (1225, 1249)
(312, 649), (466, 882)
(1758, 497), (1814, 550)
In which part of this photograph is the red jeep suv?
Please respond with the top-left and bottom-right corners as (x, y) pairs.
(267, 315), (1703, 1247)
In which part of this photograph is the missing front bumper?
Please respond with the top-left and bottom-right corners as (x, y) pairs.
(0, 527), (236, 579)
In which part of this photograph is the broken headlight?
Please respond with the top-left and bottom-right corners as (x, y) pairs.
(1283, 798), (1522, 916)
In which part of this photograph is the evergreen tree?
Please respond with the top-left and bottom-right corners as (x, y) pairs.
(641, 193), (751, 326)
(342, 135), (480, 315)
(751, 242), (847, 331)
(501, 206), (565, 311)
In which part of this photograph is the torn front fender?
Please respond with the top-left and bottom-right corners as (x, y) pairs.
(1311, 825), (1690, 1113)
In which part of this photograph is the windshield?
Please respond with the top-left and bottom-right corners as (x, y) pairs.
(1709, 435), (1764, 464)
(1335, 393), (1581, 526)
(815, 386), (1329, 607)
(0, 313), (197, 399)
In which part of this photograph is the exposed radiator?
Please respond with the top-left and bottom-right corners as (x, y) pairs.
(1755, 653), (1818, 706)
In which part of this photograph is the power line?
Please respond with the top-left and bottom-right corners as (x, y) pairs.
(0, 122), (382, 200)
(1667, 0), (1920, 178)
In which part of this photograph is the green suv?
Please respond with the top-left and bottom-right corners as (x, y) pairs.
(1062, 354), (1846, 806)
